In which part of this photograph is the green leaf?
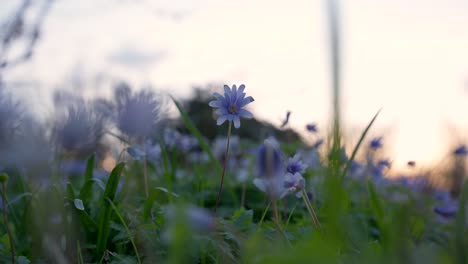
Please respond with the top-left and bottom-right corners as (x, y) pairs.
(170, 96), (222, 174)
(232, 208), (253, 231)
(74, 199), (85, 211)
(96, 162), (125, 259)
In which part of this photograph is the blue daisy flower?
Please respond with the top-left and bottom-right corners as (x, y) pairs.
(208, 84), (254, 128)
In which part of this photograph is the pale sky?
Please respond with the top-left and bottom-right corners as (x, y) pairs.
(2, 0), (468, 170)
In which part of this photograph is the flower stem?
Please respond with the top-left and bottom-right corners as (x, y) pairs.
(1, 182), (15, 264)
(214, 121), (232, 212)
(143, 144), (149, 198)
(301, 189), (321, 229)
(240, 183), (246, 208)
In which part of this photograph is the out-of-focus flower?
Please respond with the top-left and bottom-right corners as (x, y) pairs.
(212, 136), (240, 163)
(370, 137), (383, 150)
(433, 203), (458, 219)
(253, 137), (284, 198)
(377, 159), (391, 169)
(281, 111), (291, 128)
(349, 161), (365, 178)
(165, 205), (216, 233)
(208, 84), (254, 128)
(286, 154), (307, 175)
(407, 161), (416, 167)
(127, 141), (162, 161)
(299, 148), (321, 168)
(453, 145), (468, 156)
(177, 134), (199, 153)
(1, 117), (53, 183)
(306, 123), (318, 133)
(282, 172), (305, 198)
(163, 128), (181, 149)
(114, 83), (166, 139)
(53, 104), (105, 156)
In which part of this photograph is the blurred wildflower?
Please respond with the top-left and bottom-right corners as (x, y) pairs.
(306, 123), (318, 133)
(253, 137), (284, 198)
(53, 104), (105, 156)
(163, 128), (181, 149)
(164, 205), (216, 235)
(208, 84), (254, 128)
(407, 160), (416, 167)
(127, 141), (162, 161)
(377, 159), (391, 169)
(433, 202), (458, 219)
(282, 172), (305, 198)
(286, 154), (307, 174)
(212, 136), (240, 164)
(370, 137), (383, 150)
(453, 145), (468, 156)
(113, 83), (166, 140)
(349, 161), (365, 178)
(280, 111), (291, 128)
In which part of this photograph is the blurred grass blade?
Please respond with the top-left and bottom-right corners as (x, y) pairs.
(79, 154), (95, 204)
(96, 162), (125, 259)
(85, 154), (95, 182)
(160, 141), (173, 203)
(170, 96), (222, 174)
(106, 198), (141, 264)
(341, 109), (381, 178)
(367, 180), (384, 226)
(143, 188), (157, 221)
(77, 241), (84, 264)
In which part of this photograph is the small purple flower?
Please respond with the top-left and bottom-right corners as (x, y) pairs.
(282, 172), (305, 198)
(306, 123), (318, 133)
(370, 137), (383, 150)
(453, 145), (468, 156)
(286, 154), (307, 174)
(208, 84), (254, 128)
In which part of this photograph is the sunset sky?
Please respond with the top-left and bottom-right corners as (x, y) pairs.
(2, 0), (468, 170)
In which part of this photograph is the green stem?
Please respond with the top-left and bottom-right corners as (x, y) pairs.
(258, 202), (270, 228)
(143, 143), (149, 198)
(214, 121), (232, 212)
(302, 189), (321, 229)
(1, 183), (15, 264)
(240, 183), (246, 209)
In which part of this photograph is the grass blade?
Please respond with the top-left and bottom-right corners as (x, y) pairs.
(106, 198), (141, 264)
(79, 154), (96, 204)
(367, 179), (384, 227)
(341, 109), (381, 179)
(96, 162), (125, 259)
(170, 96), (222, 174)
